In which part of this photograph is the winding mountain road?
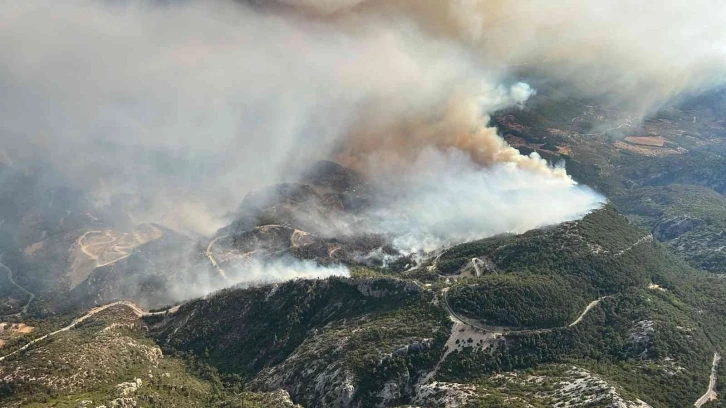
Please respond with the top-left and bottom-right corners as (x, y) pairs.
(0, 253), (35, 317)
(435, 232), (650, 334)
(206, 235), (229, 281)
(568, 298), (608, 328)
(695, 352), (721, 407)
(441, 287), (491, 330)
(441, 287), (609, 334)
(615, 234), (654, 257)
(470, 257), (497, 277)
(585, 121), (634, 137)
(0, 300), (179, 363)
(77, 227), (163, 269)
(427, 248), (450, 272)
(78, 230), (134, 268)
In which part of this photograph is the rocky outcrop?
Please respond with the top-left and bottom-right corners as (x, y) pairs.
(654, 216), (704, 240)
(625, 320), (655, 359)
(410, 381), (476, 408)
(115, 378), (142, 397)
(553, 367), (652, 408)
(393, 339), (433, 357)
(96, 398), (137, 408)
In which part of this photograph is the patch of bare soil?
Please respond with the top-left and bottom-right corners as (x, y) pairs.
(0, 322), (35, 348)
(548, 128), (573, 138)
(614, 141), (686, 157)
(497, 115), (530, 132)
(23, 240), (46, 256)
(504, 134), (529, 146)
(624, 136), (667, 147)
(556, 145), (573, 155)
(68, 225), (164, 288)
(0, 322), (35, 335)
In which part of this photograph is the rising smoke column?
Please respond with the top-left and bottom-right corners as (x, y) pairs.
(337, 82), (571, 182)
(5, 0), (719, 245)
(365, 148), (605, 253)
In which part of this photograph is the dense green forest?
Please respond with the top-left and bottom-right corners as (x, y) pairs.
(448, 274), (582, 328)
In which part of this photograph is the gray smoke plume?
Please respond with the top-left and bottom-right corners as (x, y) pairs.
(269, 0), (726, 115)
(169, 257), (350, 303)
(365, 148), (606, 253)
(1, 0), (717, 246)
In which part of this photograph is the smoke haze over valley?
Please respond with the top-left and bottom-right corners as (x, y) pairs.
(0, 0), (626, 243)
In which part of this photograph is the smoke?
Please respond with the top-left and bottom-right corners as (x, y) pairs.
(365, 149), (605, 253)
(1, 0), (721, 247)
(276, 0), (726, 114)
(228, 257), (350, 283)
(337, 82), (573, 181)
(169, 256), (349, 303)
(0, 0), (502, 235)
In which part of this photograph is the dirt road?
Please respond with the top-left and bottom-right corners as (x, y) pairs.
(78, 227), (162, 268)
(0, 301), (180, 362)
(442, 287), (609, 334)
(206, 235), (229, 281)
(78, 230), (133, 267)
(568, 297), (609, 327)
(695, 352), (721, 407)
(0, 253), (35, 317)
(615, 234), (654, 257)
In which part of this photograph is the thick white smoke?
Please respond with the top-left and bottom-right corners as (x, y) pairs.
(228, 257), (350, 283)
(1, 0), (717, 252)
(169, 257), (350, 302)
(366, 149), (606, 253)
(0, 0), (495, 235)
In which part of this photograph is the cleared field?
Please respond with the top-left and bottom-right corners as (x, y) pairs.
(0, 322), (34, 348)
(614, 141), (684, 157)
(624, 135), (667, 147)
(66, 224), (165, 288)
(78, 225), (163, 267)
